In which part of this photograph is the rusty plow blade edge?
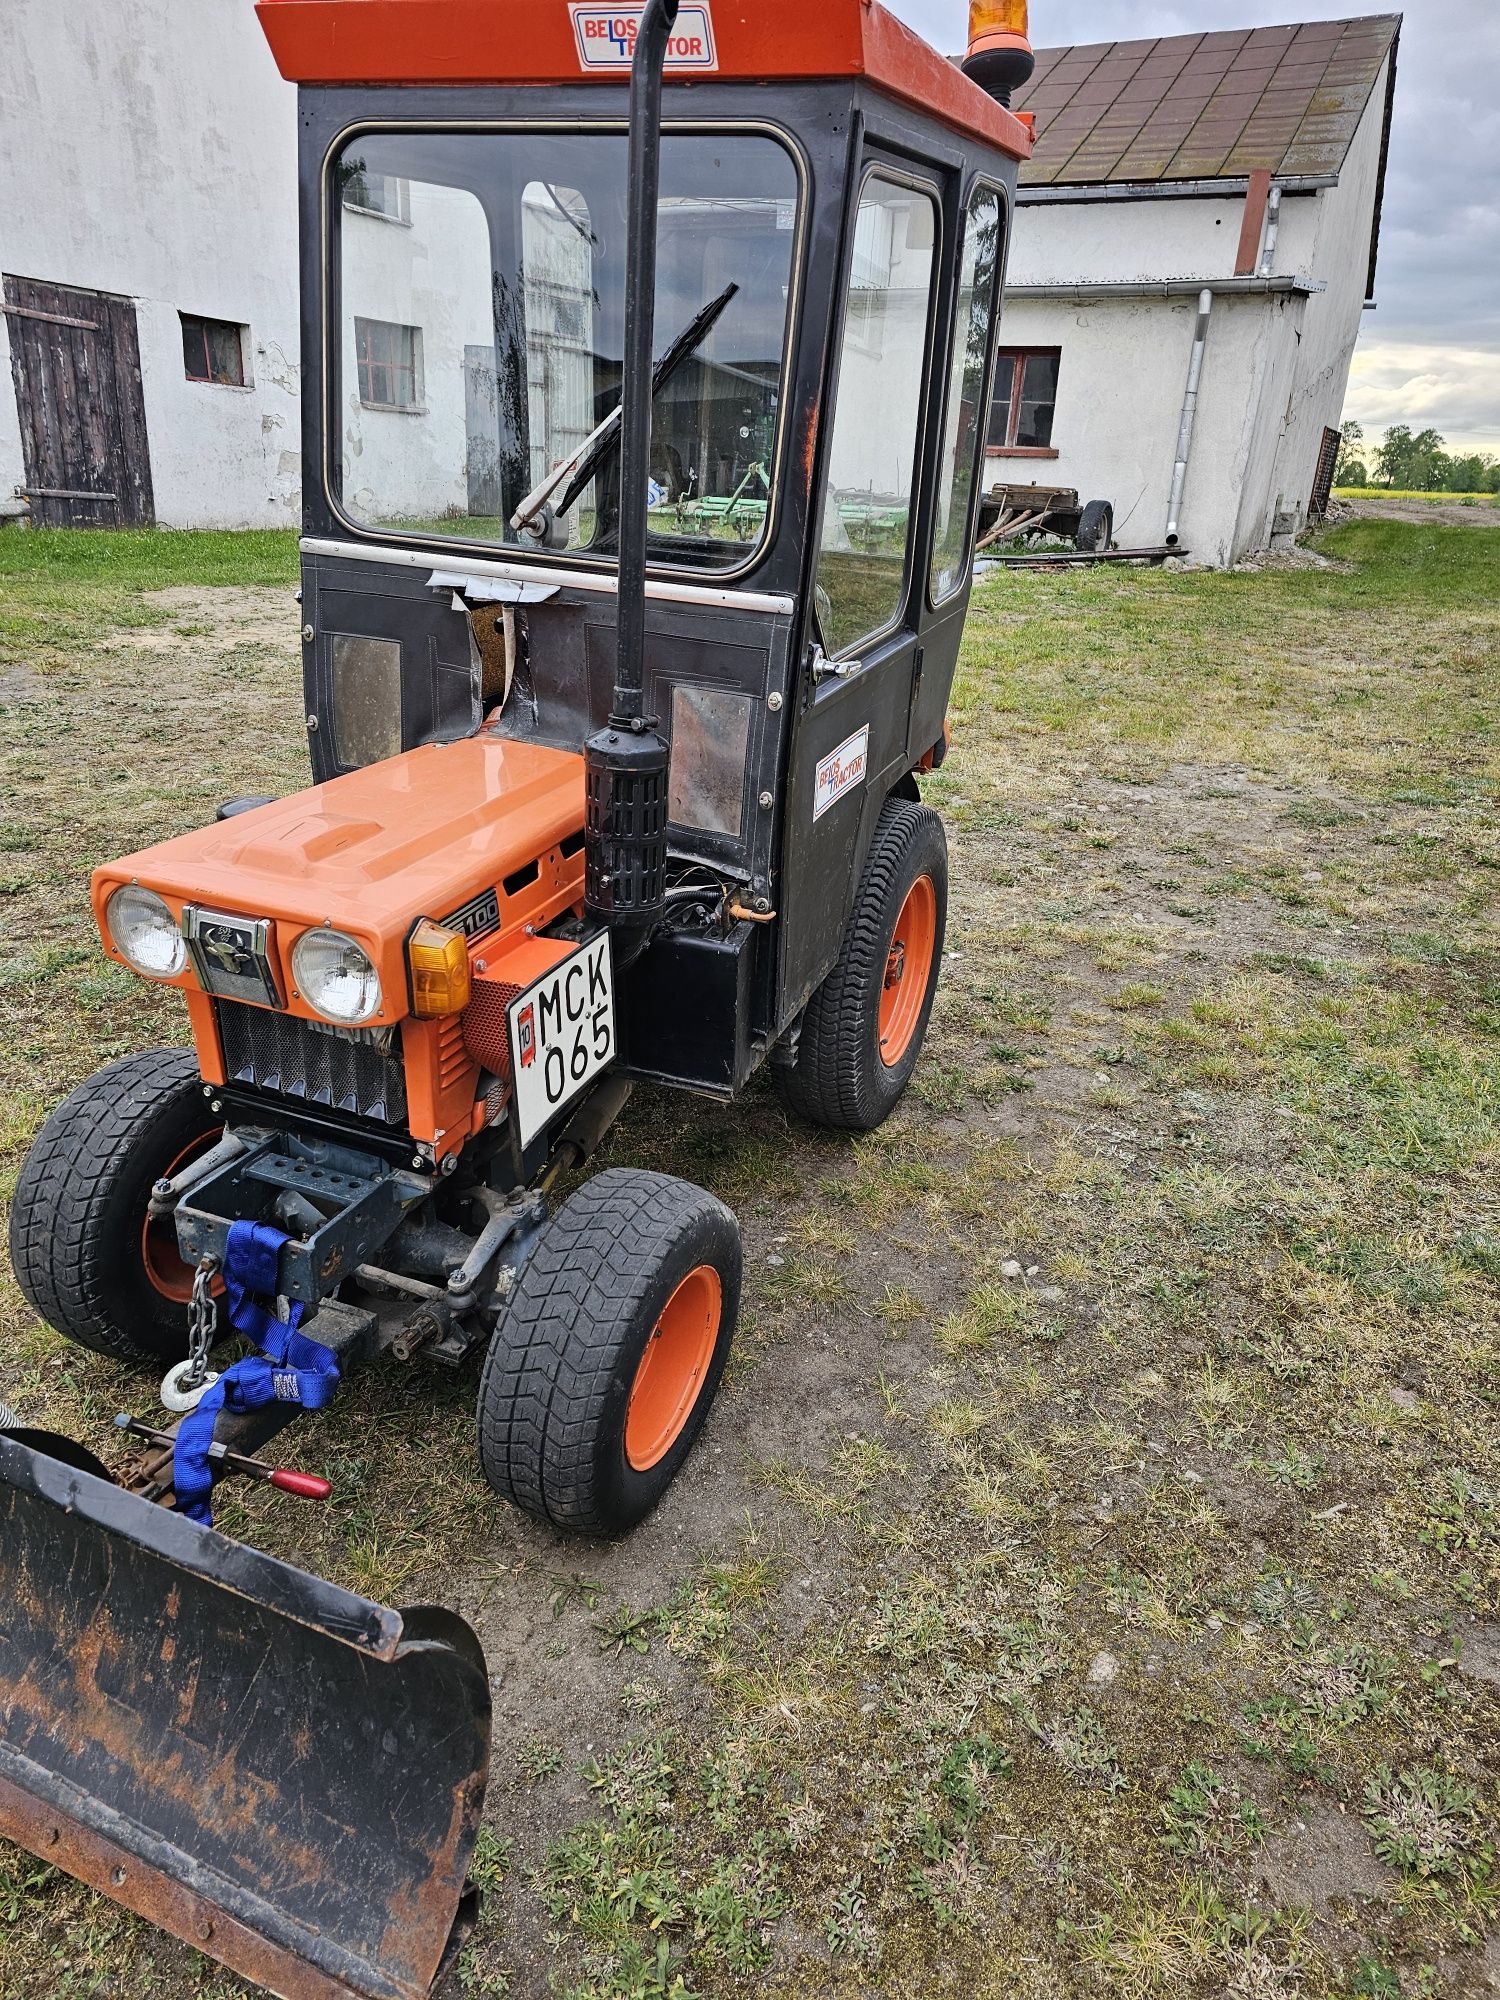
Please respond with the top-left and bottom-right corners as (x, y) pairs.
(0, 1434), (491, 2000)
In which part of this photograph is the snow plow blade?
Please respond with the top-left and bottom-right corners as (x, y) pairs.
(0, 1432), (490, 2000)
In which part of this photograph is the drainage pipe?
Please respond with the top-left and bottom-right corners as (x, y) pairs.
(1165, 289), (1213, 547)
(1256, 185), (1283, 277)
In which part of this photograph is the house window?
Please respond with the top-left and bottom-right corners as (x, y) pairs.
(181, 315), (247, 387)
(989, 349), (1060, 452)
(355, 318), (422, 410)
(341, 169), (411, 223)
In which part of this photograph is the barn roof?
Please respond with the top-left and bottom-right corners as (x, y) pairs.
(1015, 14), (1400, 189)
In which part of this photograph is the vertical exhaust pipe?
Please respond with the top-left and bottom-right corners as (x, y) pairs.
(1165, 288), (1213, 547)
(584, 0), (678, 964)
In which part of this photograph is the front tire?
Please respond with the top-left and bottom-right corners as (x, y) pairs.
(9, 1049), (220, 1365)
(477, 1169), (741, 1535)
(775, 797), (948, 1132)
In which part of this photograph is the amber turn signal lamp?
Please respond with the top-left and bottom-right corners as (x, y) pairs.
(408, 919), (472, 1018)
(963, 0), (1035, 105)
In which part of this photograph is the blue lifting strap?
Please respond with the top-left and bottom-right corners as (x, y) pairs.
(173, 1219), (339, 1527)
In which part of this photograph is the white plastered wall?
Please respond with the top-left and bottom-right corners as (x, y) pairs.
(988, 288), (1308, 566)
(0, 0), (300, 528)
(1239, 57), (1392, 550)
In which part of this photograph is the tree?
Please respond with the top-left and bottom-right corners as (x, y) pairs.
(1442, 451), (1498, 494)
(1374, 425), (1447, 490)
(1335, 419), (1366, 483)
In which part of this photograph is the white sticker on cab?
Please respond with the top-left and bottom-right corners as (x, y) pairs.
(570, 4), (718, 71)
(813, 725), (870, 821)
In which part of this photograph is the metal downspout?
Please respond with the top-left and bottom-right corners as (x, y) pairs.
(1256, 185), (1283, 278)
(1165, 288), (1213, 547)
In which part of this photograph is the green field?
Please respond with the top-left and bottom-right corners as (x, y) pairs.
(1, 520), (1498, 1999)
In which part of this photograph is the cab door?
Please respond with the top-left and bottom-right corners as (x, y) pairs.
(776, 158), (945, 1018)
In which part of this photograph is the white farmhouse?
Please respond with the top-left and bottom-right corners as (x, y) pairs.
(0, 0), (301, 530)
(998, 14), (1401, 565)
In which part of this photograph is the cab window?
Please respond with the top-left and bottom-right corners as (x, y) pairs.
(334, 129), (801, 574)
(931, 186), (1003, 602)
(813, 174), (938, 658)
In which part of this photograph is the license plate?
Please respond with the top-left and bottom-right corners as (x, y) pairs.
(507, 934), (616, 1147)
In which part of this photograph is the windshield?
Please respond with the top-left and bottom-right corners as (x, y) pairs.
(333, 128), (801, 573)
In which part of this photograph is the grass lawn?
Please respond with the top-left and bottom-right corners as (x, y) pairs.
(0, 520), (1498, 1999)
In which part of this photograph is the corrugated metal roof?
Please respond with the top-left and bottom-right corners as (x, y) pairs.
(1016, 14), (1401, 187)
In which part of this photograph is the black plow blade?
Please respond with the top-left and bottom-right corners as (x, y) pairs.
(0, 1433), (491, 2000)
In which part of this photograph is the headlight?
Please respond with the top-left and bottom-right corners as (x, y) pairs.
(106, 886), (187, 979)
(292, 928), (382, 1025)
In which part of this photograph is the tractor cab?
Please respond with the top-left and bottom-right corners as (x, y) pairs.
(1, 7), (1035, 1998)
(274, 0), (1032, 1107)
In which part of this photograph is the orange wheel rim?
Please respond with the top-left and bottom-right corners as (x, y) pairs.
(141, 1130), (221, 1303)
(625, 1264), (722, 1473)
(878, 874), (938, 1068)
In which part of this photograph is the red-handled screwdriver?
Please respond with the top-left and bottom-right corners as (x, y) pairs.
(114, 1413), (333, 1502)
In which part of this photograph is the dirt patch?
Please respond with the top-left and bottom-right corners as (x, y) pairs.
(1255, 1800), (1391, 1913)
(1346, 495), (1500, 528)
(133, 583), (302, 652)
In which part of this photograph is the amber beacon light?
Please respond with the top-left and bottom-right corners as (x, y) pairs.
(962, 0), (1035, 105)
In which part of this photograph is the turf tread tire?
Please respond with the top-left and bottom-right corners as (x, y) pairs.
(477, 1168), (740, 1536)
(9, 1048), (213, 1364)
(775, 798), (947, 1133)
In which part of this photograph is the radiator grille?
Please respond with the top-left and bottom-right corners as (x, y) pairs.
(217, 1003), (408, 1126)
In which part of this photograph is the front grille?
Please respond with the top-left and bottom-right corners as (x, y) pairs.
(217, 1003), (408, 1126)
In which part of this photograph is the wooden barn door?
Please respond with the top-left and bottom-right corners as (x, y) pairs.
(3, 274), (155, 526)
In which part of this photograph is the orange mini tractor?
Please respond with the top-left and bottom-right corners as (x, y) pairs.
(0, 3), (1034, 1994)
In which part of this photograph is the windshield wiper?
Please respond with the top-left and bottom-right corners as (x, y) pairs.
(510, 281), (739, 537)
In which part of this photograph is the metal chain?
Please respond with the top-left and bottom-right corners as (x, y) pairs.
(184, 1256), (220, 1390)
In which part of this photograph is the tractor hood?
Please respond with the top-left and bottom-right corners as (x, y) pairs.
(91, 733), (586, 1031)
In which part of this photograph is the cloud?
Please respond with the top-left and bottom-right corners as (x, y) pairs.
(1347, 343), (1500, 455)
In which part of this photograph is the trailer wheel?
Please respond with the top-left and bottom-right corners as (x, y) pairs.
(9, 1049), (220, 1365)
(477, 1169), (741, 1535)
(776, 797), (948, 1132)
(1075, 500), (1113, 552)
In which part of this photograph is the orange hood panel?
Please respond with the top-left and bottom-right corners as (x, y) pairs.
(92, 735), (587, 1029)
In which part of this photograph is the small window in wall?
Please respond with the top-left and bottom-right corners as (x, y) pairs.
(355, 318), (423, 411)
(814, 172), (939, 660)
(989, 349), (1060, 452)
(181, 314), (247, 387)
(341, 168), (411, 223)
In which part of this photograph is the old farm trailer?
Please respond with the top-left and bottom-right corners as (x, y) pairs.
(0, 1), (1037, 1992)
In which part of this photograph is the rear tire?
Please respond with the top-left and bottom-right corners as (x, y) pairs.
(1076, 500), (1113, 552)
(477, 1169), (741, 1535)
(9, 1049), (219, 1365)
(774, 797), (948, 1132)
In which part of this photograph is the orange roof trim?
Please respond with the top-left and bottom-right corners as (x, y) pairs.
(255, 0), (1033, 160)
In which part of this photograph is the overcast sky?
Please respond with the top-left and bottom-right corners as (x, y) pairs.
(885, 0), (1500, 456)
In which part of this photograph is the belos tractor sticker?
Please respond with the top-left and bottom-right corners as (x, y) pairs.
(570, 4), (718, 71)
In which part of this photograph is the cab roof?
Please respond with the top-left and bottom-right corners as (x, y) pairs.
(255, 0), (1033, 161)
